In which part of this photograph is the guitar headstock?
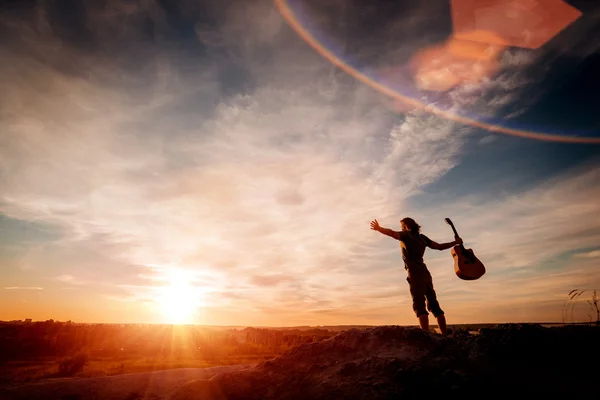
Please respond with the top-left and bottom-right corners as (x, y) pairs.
(444, 218), (460, 240)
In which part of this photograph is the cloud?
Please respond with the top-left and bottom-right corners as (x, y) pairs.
(250, 274), (296, 287)
(4, 287), (44, 290)
(196, 0), (284, 51)
(56, 274), (87, 286)
(573, 250), (600, 259)
(477, 135), (498, 145)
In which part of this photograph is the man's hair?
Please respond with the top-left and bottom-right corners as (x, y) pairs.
(401, 217), (421, 234)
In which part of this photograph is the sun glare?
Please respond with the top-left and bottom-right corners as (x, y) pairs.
(155, 269), (202, 324)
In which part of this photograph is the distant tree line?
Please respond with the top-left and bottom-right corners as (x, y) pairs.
(0, 321), (335, 362)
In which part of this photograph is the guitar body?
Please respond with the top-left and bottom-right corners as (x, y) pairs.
(445, 218), (486, 281)
(451, 245), (485, 280)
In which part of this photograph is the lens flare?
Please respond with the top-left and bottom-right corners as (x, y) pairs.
(409, 36), (503, 92)
(451, 0), (582, 50)
(274, 0), (600, 144)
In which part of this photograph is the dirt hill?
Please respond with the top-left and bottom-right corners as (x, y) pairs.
(171, 324), (600, 400)
(2, 324), (598, 400)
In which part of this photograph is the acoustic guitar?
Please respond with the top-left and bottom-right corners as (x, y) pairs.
(444, 218), (486, 280)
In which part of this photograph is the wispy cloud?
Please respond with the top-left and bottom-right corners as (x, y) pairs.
(4, 287), (44, 290)
(250, 274), (296, 287)
(573, 250), (600, 259)
(56, 275), (87, 286)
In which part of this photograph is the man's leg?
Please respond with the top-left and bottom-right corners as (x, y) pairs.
(436, 314), (447, 335)
(418, 314), (429, 331)
(424, 277), (447, 335)
(408, 276), (429, 331)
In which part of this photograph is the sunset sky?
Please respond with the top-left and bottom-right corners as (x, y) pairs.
(1, 0), (599, 326)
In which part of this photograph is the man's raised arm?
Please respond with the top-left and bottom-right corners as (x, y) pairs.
(370, 219), (400, 240)
(426, 237), (463, 250)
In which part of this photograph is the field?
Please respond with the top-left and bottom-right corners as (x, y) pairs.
(0, 320), (333, 385)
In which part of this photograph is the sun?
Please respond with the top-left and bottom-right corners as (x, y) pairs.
(155, 269), (201, 324)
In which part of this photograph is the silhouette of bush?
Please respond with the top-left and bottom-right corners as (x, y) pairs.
(57, 352), (88, 376)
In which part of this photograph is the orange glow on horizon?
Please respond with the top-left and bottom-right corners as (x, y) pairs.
(155, 269), (203, 324)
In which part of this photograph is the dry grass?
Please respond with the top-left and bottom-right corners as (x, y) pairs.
(563, 288), (599, 324)
(0, 360), (58, 384)
(0, 353), (277, 385)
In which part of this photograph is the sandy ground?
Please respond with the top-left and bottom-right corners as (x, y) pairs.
(0, 365), (252, 400)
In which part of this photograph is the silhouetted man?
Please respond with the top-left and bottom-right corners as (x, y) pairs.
(370, 217), (462, 335)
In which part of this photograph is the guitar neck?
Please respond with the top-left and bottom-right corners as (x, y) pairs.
(448, 222), (465, 250)
(448, 223), (459, 238)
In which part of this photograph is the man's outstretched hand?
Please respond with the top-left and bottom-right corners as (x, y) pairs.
(370, 219), (380, 231)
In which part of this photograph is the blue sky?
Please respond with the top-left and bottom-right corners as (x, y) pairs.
(1, 0), (599, 326)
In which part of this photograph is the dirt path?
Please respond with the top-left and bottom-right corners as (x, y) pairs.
(0, 365), (252, 400)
